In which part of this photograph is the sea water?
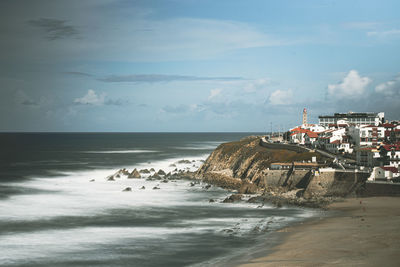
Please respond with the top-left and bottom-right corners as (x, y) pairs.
(0, 133), (316, 266)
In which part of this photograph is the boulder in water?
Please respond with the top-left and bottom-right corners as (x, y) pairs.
(157, 169), (166, 176)
(151, 173), (161, 179)
(153, 186), (160, 190)
(150, 168), (155, 172)
(107, 176), (115, 181)
(122, 187), (132, 192)
(140, 186), (146, 190)
(204, 184), (211, 190)
(222, 194), (243, 203)
(177, 159), (192, 164)
(89, 179), (95, 182)
(128, 168), (141, 178)
(140, 169), (150, 174)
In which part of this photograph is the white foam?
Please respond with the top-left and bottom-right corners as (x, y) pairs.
(0, 154), (212, 221)
(83, 149), (158, 154)
(0, 226), (204, 265)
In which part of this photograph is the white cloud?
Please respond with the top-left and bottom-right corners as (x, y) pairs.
(327, 70), (371, 98)
(208, 88), (222, 100)
(343, 21), (380, 30)
(74, 89), (105, 105)
(268, 89), (293, 105)
(375, 74), (400, 96)
(367, 29), (400, 37)
(244, 78), (270, 93)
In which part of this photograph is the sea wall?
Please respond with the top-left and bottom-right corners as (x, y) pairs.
(197, 137), (370, 198)
(358, 182), (400, 196)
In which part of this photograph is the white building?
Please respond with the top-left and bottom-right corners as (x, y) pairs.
(356, 147), (381, 167)
(319, 112), (384, 127)
(379, 144), (400, 168)
(368, 166), (399, 181)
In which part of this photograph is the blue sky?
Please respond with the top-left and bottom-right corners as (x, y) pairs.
(0, 0), (399, 132)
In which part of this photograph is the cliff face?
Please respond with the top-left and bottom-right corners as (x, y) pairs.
(197, 137), (369, 197)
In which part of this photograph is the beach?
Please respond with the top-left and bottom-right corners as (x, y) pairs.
(238, 197), (400, 267)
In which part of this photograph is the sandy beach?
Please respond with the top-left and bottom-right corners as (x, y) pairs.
(238, 197), (400, 267)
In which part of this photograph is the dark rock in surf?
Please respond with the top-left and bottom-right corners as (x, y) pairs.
(140, 169), (150, 174)
(157, 169), (166, 176)
(222, 194), (243, 203)
(128, 168), (141, 178)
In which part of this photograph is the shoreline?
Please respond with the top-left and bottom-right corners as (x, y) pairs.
(235, 197), (400, 267)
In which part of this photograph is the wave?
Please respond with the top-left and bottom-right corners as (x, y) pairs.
(83, 150), (158, 154)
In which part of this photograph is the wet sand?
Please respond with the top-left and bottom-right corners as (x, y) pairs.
(238, 197), (400, 267)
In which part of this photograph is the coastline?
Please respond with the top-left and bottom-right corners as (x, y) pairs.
(236, 197), (400, 267)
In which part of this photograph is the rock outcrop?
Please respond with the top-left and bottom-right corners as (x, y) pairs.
(196, 137), (369, 202)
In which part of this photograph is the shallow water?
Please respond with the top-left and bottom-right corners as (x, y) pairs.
(0, 133), (316, 266)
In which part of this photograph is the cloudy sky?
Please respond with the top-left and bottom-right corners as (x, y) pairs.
(1, 0), (399, 132)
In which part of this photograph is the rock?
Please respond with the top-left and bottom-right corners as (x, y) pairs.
(209, 199), (215, 203)
(238, 182), (259, 194)
(89, 179), (95, 182)
(140, 186), (145, 190)
(223, 194), (243, 203)
(204, 184), (211, 190)
(190, 182), (195, 187)
(157, 169), (166, 176)
(161, 179), (168, 183)
(247, 196), (263, 203)
(177, 159), (192, 164)
(107, 176), (115, 181)
(116, 174), (121, 178)
(122, 187), (132, 192)
(128, 168), (141, 178)
(153, 186), (160, 190)
(140, 169), (150, 174)
(151, 173), (161, 179)
(192, 160), (196, 162)
(120, 168), (130, 175)
(169, 164), (176, 167)
(150, 168), (155, 172)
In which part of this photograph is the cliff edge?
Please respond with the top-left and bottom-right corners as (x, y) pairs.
(196, 136), (369, 204)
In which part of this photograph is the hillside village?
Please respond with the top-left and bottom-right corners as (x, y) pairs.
(270, 110), (400, 182)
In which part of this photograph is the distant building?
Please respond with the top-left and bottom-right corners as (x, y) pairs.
(356, 147), (381, 167)
(319, 112), (384, 126)
(369, 166), (399, 181)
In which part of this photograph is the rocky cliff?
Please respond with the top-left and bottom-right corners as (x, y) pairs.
(196, 136), (369, 201)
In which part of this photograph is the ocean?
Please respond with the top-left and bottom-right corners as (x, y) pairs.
(0, 133), (316, 266)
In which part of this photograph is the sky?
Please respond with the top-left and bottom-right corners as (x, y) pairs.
(0, 0), (399, 132)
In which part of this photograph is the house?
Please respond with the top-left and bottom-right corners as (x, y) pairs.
(356, 147), (380, 167)
(348, 124), (385, 148)
(304, 131), (319, 147)
(326, 140), (353, 154)
(379, 143), (400, 168)
(369, 166), (399, 181)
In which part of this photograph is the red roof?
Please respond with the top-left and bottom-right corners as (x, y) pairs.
(381, 166), (399, 173)
(380, 144), (400, 151)
(382, 123), (395, 128)
(305, 131), (319, 138)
